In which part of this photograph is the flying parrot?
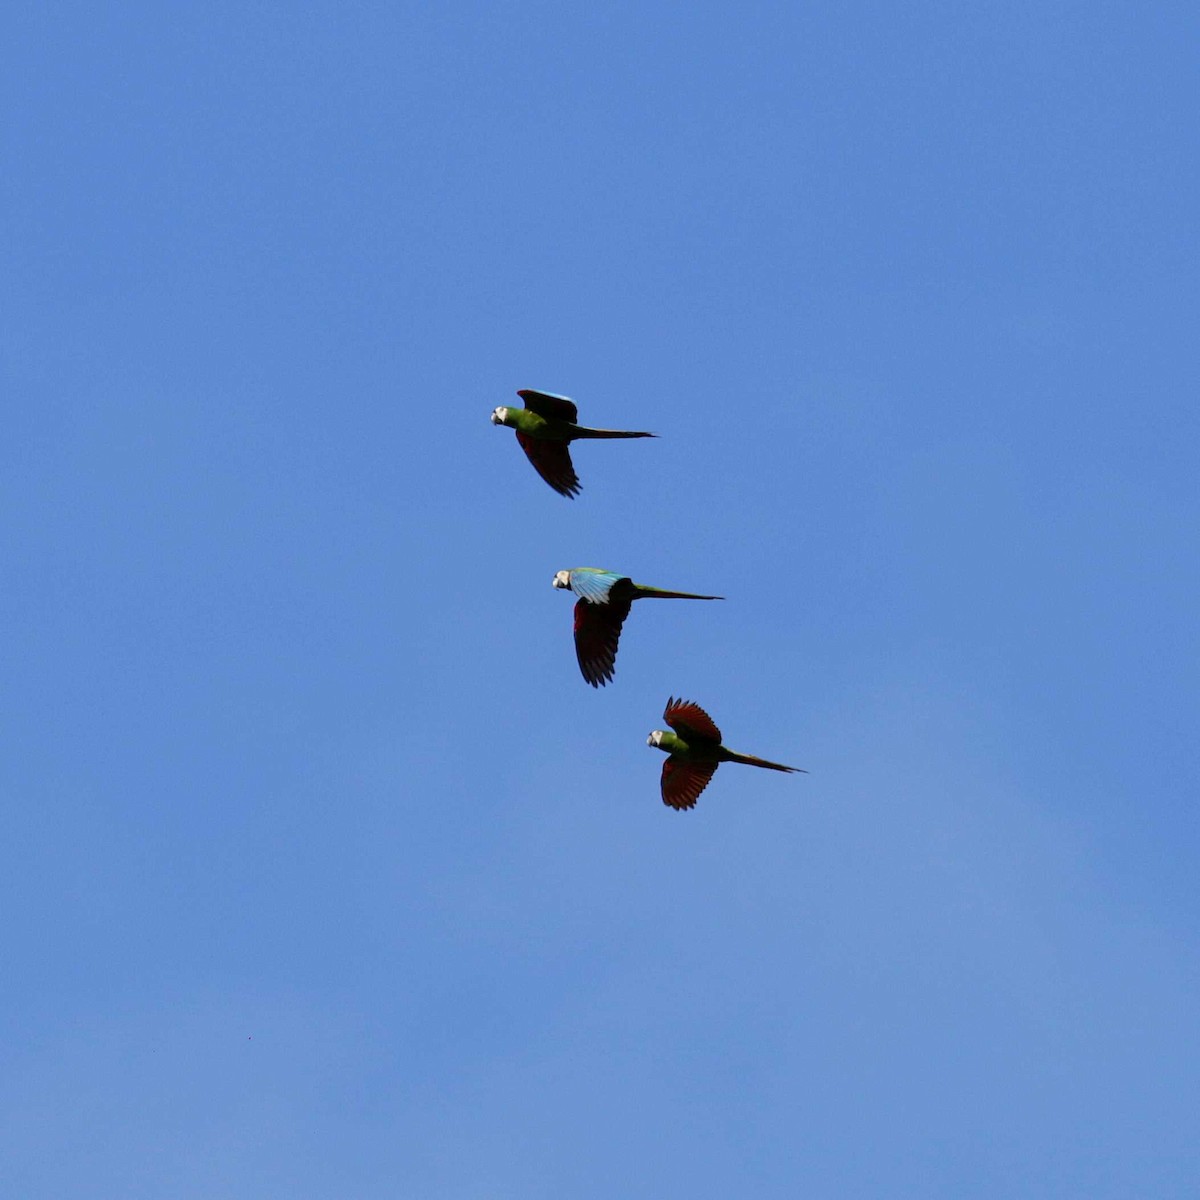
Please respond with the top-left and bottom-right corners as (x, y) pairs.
(553, 567), (723, 687)
(491, 389), (655, 497)
(646, 697), (806, 810)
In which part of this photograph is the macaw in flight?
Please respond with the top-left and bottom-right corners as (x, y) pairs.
(491, 389), (655, 497)
(553, 568), (722, 687)
(646, 697), (805, 810)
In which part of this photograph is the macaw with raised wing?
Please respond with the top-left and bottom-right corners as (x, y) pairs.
(553, 568), (723, 687)
(491, 389), (655, 497)
(646, 697), (805, 810)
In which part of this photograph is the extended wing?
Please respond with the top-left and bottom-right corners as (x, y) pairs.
(661, 759), (718, 810)
(573, 594), (633, 687)
(515, 431), (581, 498)
(567, 568), (627, 605)
(517, 389), (578, 423)
(663, 697), (723, 744)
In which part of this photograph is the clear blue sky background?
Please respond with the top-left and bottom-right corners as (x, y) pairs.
(2, 3), (1198, 1196)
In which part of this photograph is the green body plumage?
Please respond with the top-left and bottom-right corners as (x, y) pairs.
(553, 567), (723, 686)
(651, 729), (794, 771)
(648, 697), (804, 809)
(491, 389), (655, 497)
(493, 406), (654, 443)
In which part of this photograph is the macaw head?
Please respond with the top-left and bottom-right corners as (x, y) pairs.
(490, 406), (510, 426)
(647, 730), (667, 751)
(552, 570), (571, 589)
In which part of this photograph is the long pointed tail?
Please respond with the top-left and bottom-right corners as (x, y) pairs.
(726, 750), (806, 774)
(570, 426), (657, 439)
(634, 586), (724, 601)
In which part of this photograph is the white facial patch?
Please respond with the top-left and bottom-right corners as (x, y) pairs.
(552, 570), (571, 588)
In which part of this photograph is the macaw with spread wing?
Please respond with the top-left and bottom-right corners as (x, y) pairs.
(647, 697), (805, 810)
(553, 568), (722, 687)
(491, 389), (655, 497)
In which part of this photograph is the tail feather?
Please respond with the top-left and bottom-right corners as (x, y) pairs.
(726, 751), (806, 774)
(571, 426), (657, 439)
(635, 586), (724, 601)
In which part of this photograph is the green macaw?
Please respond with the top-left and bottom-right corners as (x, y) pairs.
(553, 567), (723, 687)
(647, 697), (806, 810)
(491, 389), (655, 497)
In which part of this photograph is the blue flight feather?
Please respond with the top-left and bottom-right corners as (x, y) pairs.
(567, 568), (626, 605)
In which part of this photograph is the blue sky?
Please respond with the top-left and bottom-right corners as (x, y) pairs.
(2, 2), (1198, 1195)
